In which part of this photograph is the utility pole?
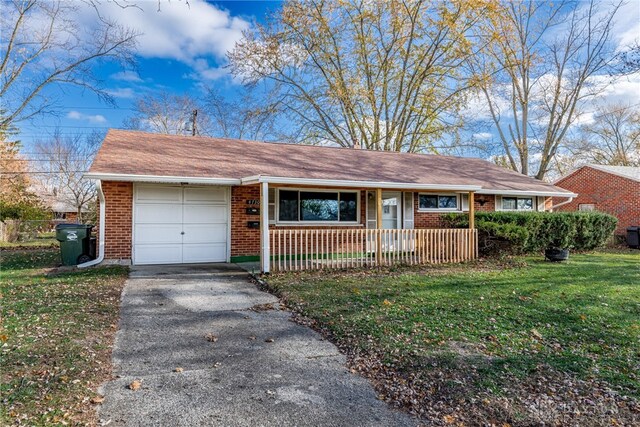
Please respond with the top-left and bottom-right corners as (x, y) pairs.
(191, 109), (198, 136)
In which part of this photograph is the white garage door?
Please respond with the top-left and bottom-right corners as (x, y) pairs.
(133, 185), (229, 265)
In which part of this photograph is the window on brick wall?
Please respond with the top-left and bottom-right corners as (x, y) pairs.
(501, 197), (533, 211)
(418, 194), (459, 211)
(276, 189), (359, 223)
(579, 203), (596, 211)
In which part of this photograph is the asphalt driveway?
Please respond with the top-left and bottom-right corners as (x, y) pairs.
(98, 264), (415, 426)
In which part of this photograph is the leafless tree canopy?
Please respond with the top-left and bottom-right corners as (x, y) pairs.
(123, 89), (279, 141)
(229, 0), (497, 152)
(470, 0), (622, 179)
(32, 131), (103, 222)
(0, 0), (138, 128)
(123, 92), (207, 136)
(568, 103), (640, 167)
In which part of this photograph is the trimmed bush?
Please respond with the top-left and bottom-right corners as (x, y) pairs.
(442, 211), (617, 255)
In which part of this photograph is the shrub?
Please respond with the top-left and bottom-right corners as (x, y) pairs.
(1, 199), (51, 243)
(442, 211), (617, 255)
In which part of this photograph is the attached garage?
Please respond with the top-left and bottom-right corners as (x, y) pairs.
(133, 184), (230, 265)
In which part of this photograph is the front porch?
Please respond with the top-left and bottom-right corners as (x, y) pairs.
(269, 227), (477, 272)
(258, 184), (477, 273)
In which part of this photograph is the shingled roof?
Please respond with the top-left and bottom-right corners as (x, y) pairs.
(86, 129), (575, 196)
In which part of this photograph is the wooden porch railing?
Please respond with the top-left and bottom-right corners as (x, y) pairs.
(270, 228), (477, 272)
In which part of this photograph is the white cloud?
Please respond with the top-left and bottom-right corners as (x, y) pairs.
(88, 0), (250, 81)
(110, 70), (143, 82)
(105, 87), (136, 99)
(586, 72), (640, 106)
(472, 132), (493, 140)
(66, 111), (107, 124)
(611, 0), (640, 50)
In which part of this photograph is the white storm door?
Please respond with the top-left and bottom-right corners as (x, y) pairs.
(181, 187), (228, 263)
(134, 185), (184, 264)
(381, 192), (402, 229)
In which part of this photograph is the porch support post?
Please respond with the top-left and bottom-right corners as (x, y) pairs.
(260, 181), (270, 273)
(468, 191), (475, 229)
(468, 191), (475, 259)
(376, 188), (382, 265)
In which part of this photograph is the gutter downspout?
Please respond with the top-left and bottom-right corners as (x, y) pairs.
(551, 197), (574, 212)
(78, 180), (105, 268)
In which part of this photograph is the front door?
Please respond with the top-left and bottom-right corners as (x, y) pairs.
(381, 192), (402, 229)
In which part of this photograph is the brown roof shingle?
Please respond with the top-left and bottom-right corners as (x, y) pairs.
(88, 129), (574, 195)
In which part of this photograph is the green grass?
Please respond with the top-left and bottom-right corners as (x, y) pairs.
(0, 233), (57, 249)
(267, 250), (640, 421)
(0, 249), (128, 426)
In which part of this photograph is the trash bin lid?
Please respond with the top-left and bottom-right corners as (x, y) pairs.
(55, 223), (93, 230)
(628, 226), (640, 231)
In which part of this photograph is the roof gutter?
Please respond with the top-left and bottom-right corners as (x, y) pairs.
(83, 172), (241, 186)
(78, 180), (104, 269)
(476, 189), (578, 198)
(551, 196), (575, 211)
(241, 175), (482, 192)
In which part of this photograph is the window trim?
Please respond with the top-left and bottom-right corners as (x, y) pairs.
(578, 203), (596, 212)
(275, 188), (361, 225)
(417, 193), (461, 212)
(501, 196), (535, 211)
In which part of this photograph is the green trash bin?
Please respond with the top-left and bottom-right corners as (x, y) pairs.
(55, 224), (94, 266)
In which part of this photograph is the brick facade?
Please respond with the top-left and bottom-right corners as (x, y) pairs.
(230, 185), (262, 257)
(100, 181), (133, 260)
(99, 181), (546, 262)
(554, 166), (640, 236)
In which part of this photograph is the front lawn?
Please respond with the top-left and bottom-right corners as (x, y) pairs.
(267, 251), (640, 425)
(0, 232), (57, 249)
(0, 249), (128, 426)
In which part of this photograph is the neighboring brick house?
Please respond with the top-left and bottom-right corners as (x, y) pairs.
(554, 164), (640, 236)
(84, 130), (575, 271)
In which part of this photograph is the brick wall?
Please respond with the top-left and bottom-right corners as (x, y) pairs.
(100, 181), (133, 260)
(230, 185), (262, 257)
(554, 166), (640, 235)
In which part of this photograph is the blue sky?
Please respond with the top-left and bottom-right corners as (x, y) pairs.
(15, 0), (640, 158)
(17, 0), (282, 149)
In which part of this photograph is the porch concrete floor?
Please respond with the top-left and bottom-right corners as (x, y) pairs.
(98, 263), (416, 427)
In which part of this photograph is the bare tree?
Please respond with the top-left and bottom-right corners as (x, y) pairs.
(229, 0), (497, 152)
(471, 0), (622, 179)
(124, 89), (280, 140)
(123, 92), (211, 136)
(0, 0), (138, 128)
(202, 87), (279, 141)
(568, 103), (640, 166)
(32, 131), (103, 222)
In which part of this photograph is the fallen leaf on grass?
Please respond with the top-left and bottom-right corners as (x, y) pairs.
(91, 396), (105, 404)
(531, 329), (543, 340)
(382, 299), (392, 306)
(443, 414), (456, 424)
(128, 380), (142, 391)
(174, 367), (184, 373)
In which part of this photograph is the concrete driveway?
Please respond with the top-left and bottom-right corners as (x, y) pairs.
(98, 264), (415, 427)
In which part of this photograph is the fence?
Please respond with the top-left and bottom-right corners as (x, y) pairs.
(270, 228), (478, 272)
